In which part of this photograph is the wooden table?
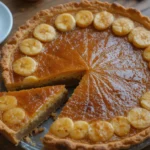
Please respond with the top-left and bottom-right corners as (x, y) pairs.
(1, 0), (150, 149)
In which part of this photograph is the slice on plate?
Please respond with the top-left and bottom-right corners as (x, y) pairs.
(0, 85), (67, 145)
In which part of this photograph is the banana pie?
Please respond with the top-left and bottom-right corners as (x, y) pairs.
(2, 0), (150, 149)
(0, 86), (67, 144)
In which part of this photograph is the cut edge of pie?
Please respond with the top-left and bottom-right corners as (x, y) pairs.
(0, 85), (68, 145)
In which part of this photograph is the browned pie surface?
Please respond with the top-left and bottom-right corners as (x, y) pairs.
(59, 27), (150, 121)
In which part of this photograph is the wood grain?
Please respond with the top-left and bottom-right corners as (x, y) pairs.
(0, 0), (150, 149)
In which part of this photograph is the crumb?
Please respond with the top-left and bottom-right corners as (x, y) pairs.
(50, 112), (58, 120)
(33, 127), (44, 135)
(24, 136), (36, 146)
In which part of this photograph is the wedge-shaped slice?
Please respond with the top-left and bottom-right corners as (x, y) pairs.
(0, 85), (67, 145)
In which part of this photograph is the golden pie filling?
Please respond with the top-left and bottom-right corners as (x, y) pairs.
(0, 86), (66, 132)
(2, 3), (150, 146)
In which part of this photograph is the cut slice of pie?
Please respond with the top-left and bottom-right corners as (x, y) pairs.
(0, 85), (67, 145)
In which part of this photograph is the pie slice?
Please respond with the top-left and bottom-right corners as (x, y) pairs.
(0, 85), (67, 144)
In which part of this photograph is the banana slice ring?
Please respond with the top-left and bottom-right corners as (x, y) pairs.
(88, 121), (114, 142)
(55, 13), (76, 32)
(112, 18), (134, 36)
(19, 38), (43, 56)
(143, 45), (150, 61)
(3, 107), (26, 125)
(0, 96), (17, 112)
(33, 24), (57, 42)
(94, 11), (114, 30)
(70, 120), (89, 140)
(50, 117), (74, 138)
(13, 57), (37, 76)
(127, 107), (150, 129)
(132, 29), (150, 48)
(23, 76), (38, 84)
(128, 27), (145, 43)
(75, 10), (93, 28)
(111, 116), (130, 137)
(140, 91), (150, 111)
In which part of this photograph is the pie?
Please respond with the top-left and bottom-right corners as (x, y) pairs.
(2, 0), (150, 149)
(0, 85), (67, 144)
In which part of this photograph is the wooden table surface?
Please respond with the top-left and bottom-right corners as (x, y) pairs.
(1, 0), (150, 149)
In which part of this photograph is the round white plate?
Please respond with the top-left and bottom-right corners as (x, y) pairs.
(0, 1), (13, 43)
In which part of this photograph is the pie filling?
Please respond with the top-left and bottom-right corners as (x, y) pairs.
(2, 4), (150, 146)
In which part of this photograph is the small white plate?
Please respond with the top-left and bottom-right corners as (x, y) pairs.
(0, 1), (13, 43)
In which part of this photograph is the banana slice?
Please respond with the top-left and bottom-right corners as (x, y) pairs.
(143, 46), (150, 61)
(88, 121), (114, 142)
(94, 11), (114, 30)
(55, 13), (76, 32)
(127, 107), (150, 129)
(70, 120), (89, 140)
(111, 116), (130, 137)
(50, 117), (74, 138)
(140, 91), (150, 111)
(128, 27), (145, 43)
(23, 76), (38, 84)
(132, 30), (150, 48)
(112, 18), (134, 36)
(3, 107), (26, 125)
(33, 24), (56, 42)
(19, 38), (42, 56)
(75, 10), (93, 28)
(0, 96), (17, 112)
(13, 57), (37, 76)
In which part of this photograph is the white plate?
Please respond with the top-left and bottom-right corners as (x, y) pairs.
(0, 1), (13, 43)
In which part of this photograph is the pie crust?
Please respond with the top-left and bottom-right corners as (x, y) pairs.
(1, 0), (150, 149)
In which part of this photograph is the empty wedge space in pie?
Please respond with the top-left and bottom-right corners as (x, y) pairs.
(1, 0), (150, 150)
